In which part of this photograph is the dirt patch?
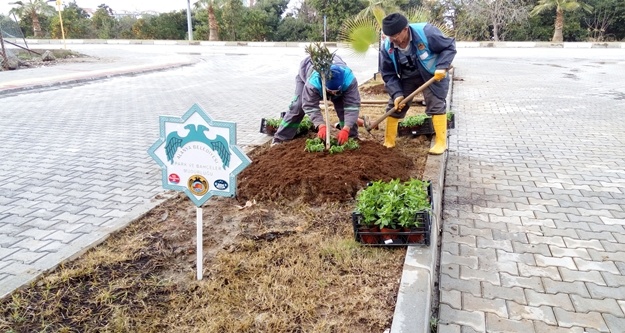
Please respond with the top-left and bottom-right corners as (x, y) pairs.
(361, 82), (388, 96)
(0, 80), (433, 332)
(1, 48), (95, 70)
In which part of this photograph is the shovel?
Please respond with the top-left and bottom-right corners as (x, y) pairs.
(364, 76), (437, 132)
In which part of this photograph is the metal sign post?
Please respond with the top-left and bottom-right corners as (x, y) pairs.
(196, 207), (202, 279)
(148, 104), (251, 280)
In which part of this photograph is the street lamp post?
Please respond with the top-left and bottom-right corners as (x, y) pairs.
(47, 0), (65, 48)
(186, 0), (193, 41)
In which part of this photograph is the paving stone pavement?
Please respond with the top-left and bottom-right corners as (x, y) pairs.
(438, 48), (625, 332)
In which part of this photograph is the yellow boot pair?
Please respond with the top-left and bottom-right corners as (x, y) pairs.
(429, 114), (447, 155)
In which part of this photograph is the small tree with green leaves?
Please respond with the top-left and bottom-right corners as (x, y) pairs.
(305, 42), (335, 149)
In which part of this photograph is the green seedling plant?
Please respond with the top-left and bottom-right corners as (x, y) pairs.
(343, 138), (360, 150)
(399, 114), (430, 127)
(297, 115), (313, 134)
(305, 138), (326, 152)
(267, 115), (312, 134)
(355, 178), (430, 229)
(355, 180), (387, 227)
(447, 112), (454, 121)
(305, 137), (359, 154)
(264, 118), (281, 128)
(397, 178), (431, 228)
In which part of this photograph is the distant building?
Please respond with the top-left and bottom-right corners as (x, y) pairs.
(81, 7), (95, 18)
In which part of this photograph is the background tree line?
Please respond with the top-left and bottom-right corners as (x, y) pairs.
(1, 0), (625, 42)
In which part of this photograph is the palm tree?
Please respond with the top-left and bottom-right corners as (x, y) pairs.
(194, 0), (223, 41)
(530, 0), (593, 42)
(9, 0), (55, 38)
(339, 3), (451, 54)
(338, 0), (399, 53)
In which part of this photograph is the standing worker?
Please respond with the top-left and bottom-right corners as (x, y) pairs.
(380, 13), (456, 154)
(272, 55), (361, 146)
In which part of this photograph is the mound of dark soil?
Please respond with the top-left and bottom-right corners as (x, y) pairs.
(237, 134), (429, 205)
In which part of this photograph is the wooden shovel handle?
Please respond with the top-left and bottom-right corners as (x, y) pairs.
(366, 76), (437, 132)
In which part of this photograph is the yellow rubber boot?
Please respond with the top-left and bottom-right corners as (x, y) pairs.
(384, 117), (399, 148)
(429, 114), (447, 155)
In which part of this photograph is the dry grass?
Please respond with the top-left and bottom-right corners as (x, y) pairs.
(0, 196), (408, 333)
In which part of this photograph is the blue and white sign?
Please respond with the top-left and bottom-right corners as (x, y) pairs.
(148, 104), (251, 207)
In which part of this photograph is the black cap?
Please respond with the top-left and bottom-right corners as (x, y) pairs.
(382, 13), (408, 36)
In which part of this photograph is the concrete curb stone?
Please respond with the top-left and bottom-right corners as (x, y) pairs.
(390, 70), (454, 333)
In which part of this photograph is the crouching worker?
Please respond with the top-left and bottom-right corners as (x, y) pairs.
(272, 55), (361, 146)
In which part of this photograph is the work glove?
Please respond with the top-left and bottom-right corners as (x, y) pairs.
(317, 124), (327, 140)
(394, 96), (405, 113)
(337, 128), (350, 145)
(434, 69), (447, 81)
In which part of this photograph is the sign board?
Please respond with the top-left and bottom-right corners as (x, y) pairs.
(148, 104), (251, 206)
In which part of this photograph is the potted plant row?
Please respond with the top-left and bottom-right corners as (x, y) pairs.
(352, 178), (432, 246)
(397, 112), (455, 137)
(260, 113), (313, 137)
(398, 114), (432, 137)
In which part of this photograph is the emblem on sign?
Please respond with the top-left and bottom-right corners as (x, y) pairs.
(214, 179), (228, 190)
(168, 173), (180, 184)
(165, 124), (230, 169)
(188, 175), (209, 196)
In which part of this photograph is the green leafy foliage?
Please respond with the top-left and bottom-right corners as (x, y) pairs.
(264, 118), (281, 128)
(398, 113), (453, 128)
(305, 138), (325, 152)
(304, 137), (359, 154)
(338, 16), (379, 53)
(356, 178), (430, 229)
(342, 138), (360, 150)
(307, 0), (366, 41)
(305, 42), (336, 83)
(399, 114), (430, 127)
(298, 116), (313, 133)
(265, 115), (313, 132)
(6, 0), (624, 43)
(328, 145), (346, 154)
